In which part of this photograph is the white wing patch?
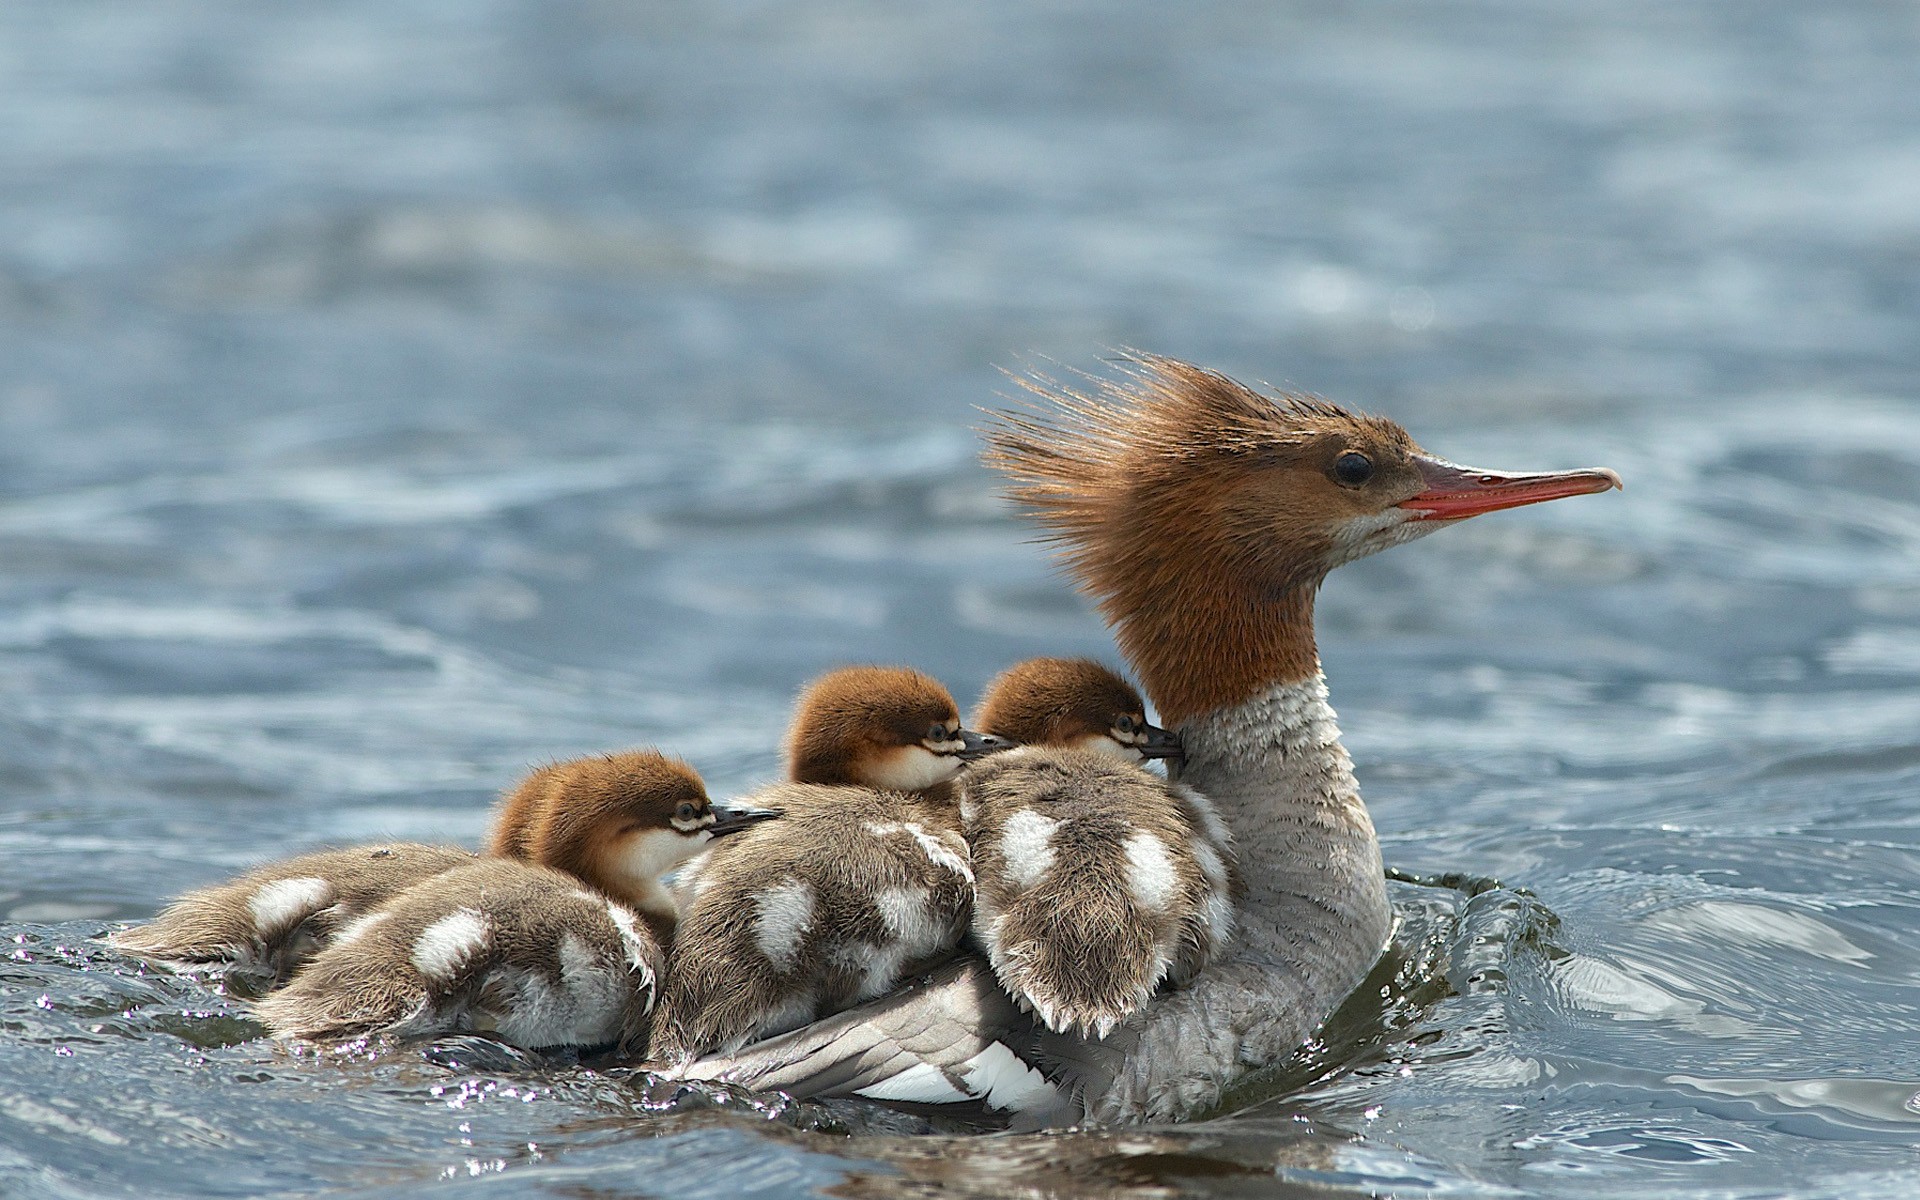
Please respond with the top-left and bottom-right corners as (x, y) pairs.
(955, 1042), (1060, 1112)
(853, 1061), (972, 1104)
(864, 821), (974, 882)
(330, 909), (392, 948)
(1123, 831), (1178, 912)
(1175, 783), (1233, 850)
(873, 886), (937, 948)
(1205, 890), (1237, 948)
(753, 880), (815, 974)
(410, 908), (489, 981)
(247, 877), (334, 937)
(998, 809), (1058, 889)
(558, 931), (598, 989)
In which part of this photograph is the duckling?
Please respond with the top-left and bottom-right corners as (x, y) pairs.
(651, 666), (1009, 1061)
(108, 843), (477, 989)
(254, 752), (713, 1050)
(488, 749), (729, 935)
(112, 749), (728, 989)
(965, 657), (1239, 1038)
(252, 859), (658, 1053)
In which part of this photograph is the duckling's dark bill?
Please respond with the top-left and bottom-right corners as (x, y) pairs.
(707, 808), (781, 837)
(1137, 724), (1184, 761)
(955, 730), (1016, 761)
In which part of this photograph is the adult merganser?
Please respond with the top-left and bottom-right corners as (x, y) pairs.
(963, 657), (1237, 1038)
(650, 666), (1008, 1061)
(672, 355), (1620, 1124)
(253, 752), (714, 1050)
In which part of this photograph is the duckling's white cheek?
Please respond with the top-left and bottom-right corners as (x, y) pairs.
(863, 745), (960, 792)
(613, 829), (704, 884)
(1072, 733), (1143, 763)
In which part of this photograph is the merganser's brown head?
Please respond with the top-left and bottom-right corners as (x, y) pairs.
(973, 656), (1181, 763)
(787, 665), (1012, 791)
(489, 750), (717, 921)
(983, 355), (1622, 724)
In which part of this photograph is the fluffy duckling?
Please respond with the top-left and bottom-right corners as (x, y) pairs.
(252, 860), (657, 1053)
(108, 843), (477, 990)
(488, 749), (732, 937)
(254, 752), (712, 1051)
(110, 748), (726, 988)
(964, 657), (1239, 1038)
(651, 666), (1008, 1061)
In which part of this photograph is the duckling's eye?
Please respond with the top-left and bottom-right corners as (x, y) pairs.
(1114, 715), (1136, 734)
(675, 802), (697, 820)
(926, 723), (947, 743)
(1332, 452), (1374, 487)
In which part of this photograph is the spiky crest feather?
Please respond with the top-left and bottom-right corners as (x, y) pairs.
(983, 354), (1411, 723)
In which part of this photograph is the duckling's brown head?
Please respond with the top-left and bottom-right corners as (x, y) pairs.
(974, 657), (1180, 763)
(983, 355), (1621, 724)
(493, 750), (715, 915)
(787, 665), (1011, 792)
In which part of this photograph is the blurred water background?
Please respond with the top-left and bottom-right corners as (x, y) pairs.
(4, 1), (1920, 1196)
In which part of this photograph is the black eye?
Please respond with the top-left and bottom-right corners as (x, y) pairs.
(1332, 452), (1374, 486)
(1114, 715), (1136, 734)
(926, 723), (947, 742)
(675, 803), (696, 819)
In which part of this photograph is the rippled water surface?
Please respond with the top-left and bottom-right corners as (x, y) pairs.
(5, 2), (1920, 1196)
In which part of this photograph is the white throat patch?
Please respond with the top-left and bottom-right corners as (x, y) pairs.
(1325, 507), (1441, 570)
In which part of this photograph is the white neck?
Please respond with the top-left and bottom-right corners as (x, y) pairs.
(1174, 674), (1389, 1013)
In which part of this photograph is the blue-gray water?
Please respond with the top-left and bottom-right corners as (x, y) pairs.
(4, 1), (1920, 1196)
